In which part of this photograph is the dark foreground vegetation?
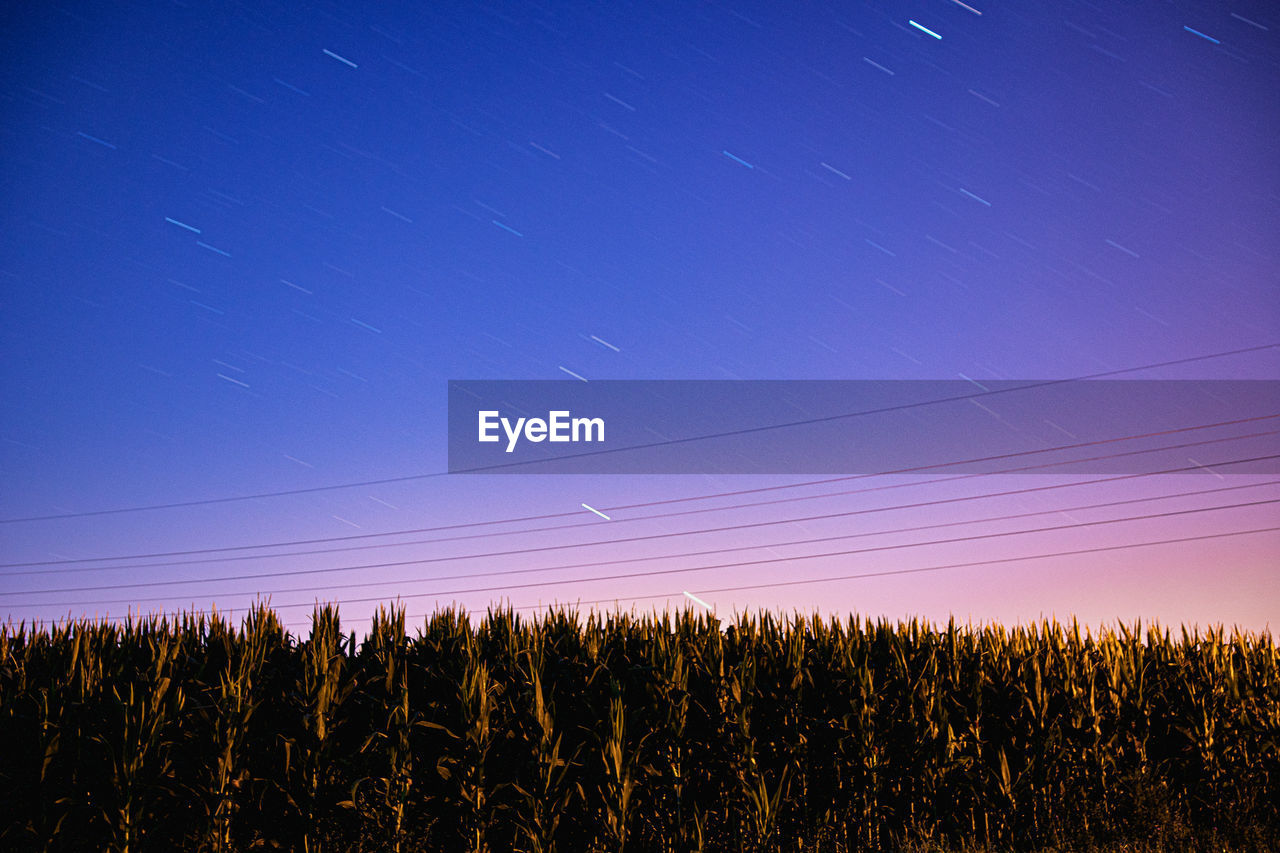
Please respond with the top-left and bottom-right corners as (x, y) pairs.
(1, 605), (1276, 851)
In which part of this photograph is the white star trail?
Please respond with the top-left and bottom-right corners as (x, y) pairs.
(164, 217), (201, 233)
(909, 20), (942, 39)
(323, 48), (359, 67)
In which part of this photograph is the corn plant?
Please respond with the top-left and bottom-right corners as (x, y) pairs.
(509, 639), (580, 853)
(2, 606), (1277, 851)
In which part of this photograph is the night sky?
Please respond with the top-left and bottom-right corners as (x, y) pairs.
(2, 0), (1277, 635)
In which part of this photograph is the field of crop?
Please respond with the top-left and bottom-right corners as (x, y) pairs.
(1, 605), (1276, 852)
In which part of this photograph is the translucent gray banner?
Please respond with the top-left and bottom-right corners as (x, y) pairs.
(446, 380), (1280, 475)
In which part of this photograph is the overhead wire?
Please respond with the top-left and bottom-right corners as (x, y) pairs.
(3, 419), (1275, 574)
(15, 495), (1278, 613)
(2, 342), (1275, 525)
(421, 526), (1280, 624)
(13, 478), (1274, 606)
(3, 442), (1274, 591)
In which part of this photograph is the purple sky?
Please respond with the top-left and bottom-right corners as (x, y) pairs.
(1, 0), (1277, 634)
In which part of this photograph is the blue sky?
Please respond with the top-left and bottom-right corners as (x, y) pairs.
(2, 0), (1277, 634)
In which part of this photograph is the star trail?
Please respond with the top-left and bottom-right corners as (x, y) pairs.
(1, 0), (1276, 633)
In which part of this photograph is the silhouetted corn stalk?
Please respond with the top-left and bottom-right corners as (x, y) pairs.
(203, 605), (279, 852)
(94, 617), (185, 852)
(509, 631), (580, 853)
(599, 691), (647, 852)
(2, 608), (1277, 851)
(278, 605), (353, 853)
(347, 605), (418, 851)
(426, 627), (501, 853)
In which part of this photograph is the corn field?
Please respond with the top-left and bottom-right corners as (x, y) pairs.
(1, 604), (1277, 851)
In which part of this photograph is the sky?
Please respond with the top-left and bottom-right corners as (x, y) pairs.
(1, 0), (1277, 636)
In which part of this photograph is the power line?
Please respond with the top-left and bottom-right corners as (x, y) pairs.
(3, 342), (1275, 524)
(52, 520), (1279, 635)
(4, 417), (1275, 571)
(20, 480), (1272, 606)
(77, 522), (1280, 631)
(4, 441), (1274, 588)
(433, 525), (1280, 622)
(679, 526), (1280, 606)
(14, 496), (1277, 611)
